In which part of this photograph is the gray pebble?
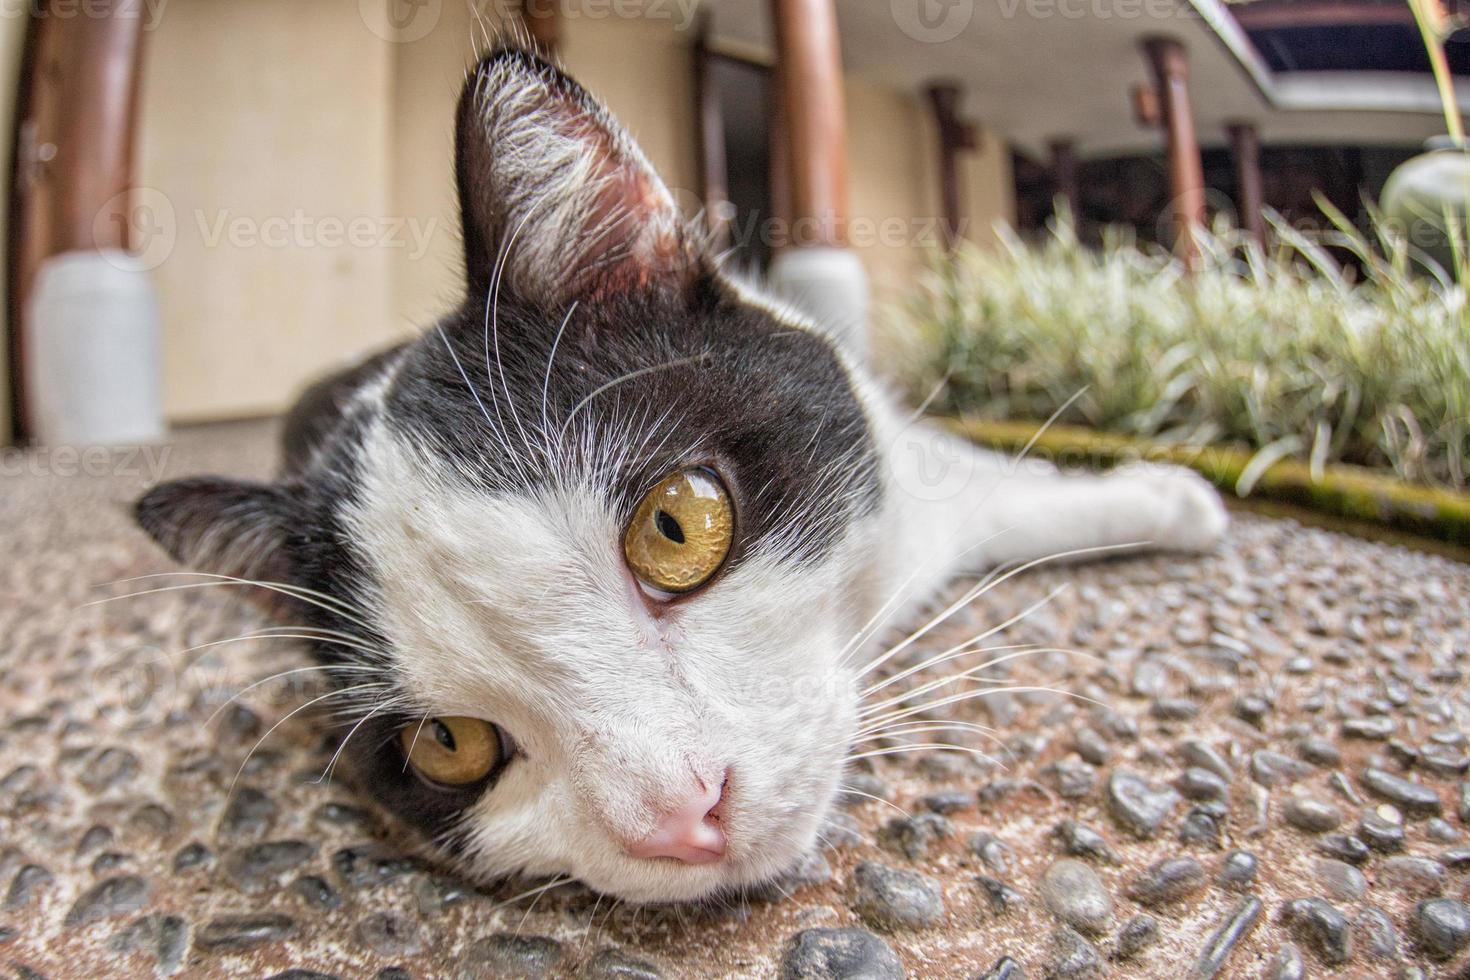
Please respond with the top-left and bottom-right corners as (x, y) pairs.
(64, 875), (149, 927)
(1042, 760), (1095, 799)
(975, 875), (1024, 915)
(331, 845), (421, 888)
(1192, 896), (1262, 978)
(847, 862), (944, 931)
(1296, 737), (1341, 767)
(80, 748), (139, 791)
(1048, 926), (1103, 979)
(1178, 808), (1222, 848)
(1359, 805), (1406, 852)
(1251, 751), (1314, 788)
(1074, 728), (1112, 766)
(194, 914), (296, 952)
(219, 787), (276, 839)
(1343, 717), (1397, 740)
(780, 928), (902, 980)
(968, 833), (1013, 874)
(1315, 834), (1370, 865)
(110, 914), (187, 975)
(460, 934), (565, 978)
(1355, 906), (1400, 960)
(1313, 859), (1366, 901)
(1361, 769), (1442, 817)
(356, 911), (423, 957)
(1180, 740), (1233, 781)
(822, 812), (864, 850)
(1416, 899), (1470, 959)
(839, 774), (889, 808)
(1284, 795), (1342, 832)
(5, 865), (51, 910)
(171, 842), (211, 872)
(975, 957), (1024, 980)
(1040, 860), (1112, 934)
(1053, 822), (1117, 863)
(1217, 850), (1258, 890)
(1105, 770), (1179, 838)
(225, 840), (316, 893)
(880, 814), (951, 861)
(1114, 914), (1158, 959)
(1280, 897), (1352, 965)
(1264, 943), (1305, 980)
(917, 791), (971, 815)
(1126, 856), (1205, 906)
(1175, 768), (1228, 802)
(582, 952), (664, 980)
(584, 948), (663, 979)
(1153, 697), (1199, 720)
(1419, 745), (1469, 778)
(1380, 856), (1445, 898)
(291, 875), (341, 910)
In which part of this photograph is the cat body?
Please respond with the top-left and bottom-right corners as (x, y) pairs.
(135, 47), (1225, 903)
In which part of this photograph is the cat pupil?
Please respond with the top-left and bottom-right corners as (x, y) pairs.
(655, 510), (685, 544)
(433, 720), (456, 752)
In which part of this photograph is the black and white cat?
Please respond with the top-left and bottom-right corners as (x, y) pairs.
(134, 47), (1226, 904)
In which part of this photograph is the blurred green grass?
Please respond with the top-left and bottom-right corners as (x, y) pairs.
(888, 205), (1470, 493)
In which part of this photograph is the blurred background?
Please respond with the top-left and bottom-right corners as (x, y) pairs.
(2, 0), (1467, 544)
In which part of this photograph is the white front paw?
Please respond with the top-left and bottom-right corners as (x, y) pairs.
(1114, 463), (1229, 553)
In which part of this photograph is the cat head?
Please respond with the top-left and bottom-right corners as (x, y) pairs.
(135, 47), (883, 903)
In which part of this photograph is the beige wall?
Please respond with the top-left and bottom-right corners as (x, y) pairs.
(138, 0), (402, 422)
(134, 0), (1014, 422)
(0, 14), (24, 443)
(848, 77), (1012, 310)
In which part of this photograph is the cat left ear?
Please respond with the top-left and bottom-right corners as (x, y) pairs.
(454, 46), (703, 309)
(134, 477), (305, 597)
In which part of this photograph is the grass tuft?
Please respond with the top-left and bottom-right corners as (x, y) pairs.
(890, 210), (1470, 492)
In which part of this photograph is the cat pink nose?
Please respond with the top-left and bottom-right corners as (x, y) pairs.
(624, 775), (728, 864)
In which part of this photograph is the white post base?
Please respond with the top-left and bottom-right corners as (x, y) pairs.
(767, 246), (870, 363)
(25, 249), (165, 447)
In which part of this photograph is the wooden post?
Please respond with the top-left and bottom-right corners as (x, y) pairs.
(8, 1), (146, 442)
(767, 0), (847, 248)
(1049, 138), (1079, 217)
(520, 0), (559, 56)
(692, 26), (730, 251)
(766, 0), (867, 358)
(1228, 121), (1266, 248)
(1142, 36), (1205, 261)
(925, 84), (978, 251)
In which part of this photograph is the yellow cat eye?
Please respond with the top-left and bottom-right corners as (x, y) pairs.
(400, 717), (501, 786)
(623, 468), (733, 595)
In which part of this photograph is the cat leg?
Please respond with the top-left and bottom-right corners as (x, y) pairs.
(965, 461), (1229, 570)
(880, 421), (1228, 593)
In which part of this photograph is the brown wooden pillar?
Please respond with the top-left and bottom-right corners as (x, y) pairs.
(692, 26), (730, 251)
(8, 1), (146, 442)
(1228, 121), (1266, 247)
(767, 0), (847, 249)
(1142, 36), (1205, 260)
(520, 0), (559, 56)
(1049, 138), (1079, 217)
(925, 84), (977, 251)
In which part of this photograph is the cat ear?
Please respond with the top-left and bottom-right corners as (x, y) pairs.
(133, 477), (304, 593)
(454, 46), (702, 308)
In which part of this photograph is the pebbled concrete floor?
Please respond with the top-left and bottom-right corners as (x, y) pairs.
(2, 420), (1469, 978)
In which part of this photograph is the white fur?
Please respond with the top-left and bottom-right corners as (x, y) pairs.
(341, 323), (1226, 904)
